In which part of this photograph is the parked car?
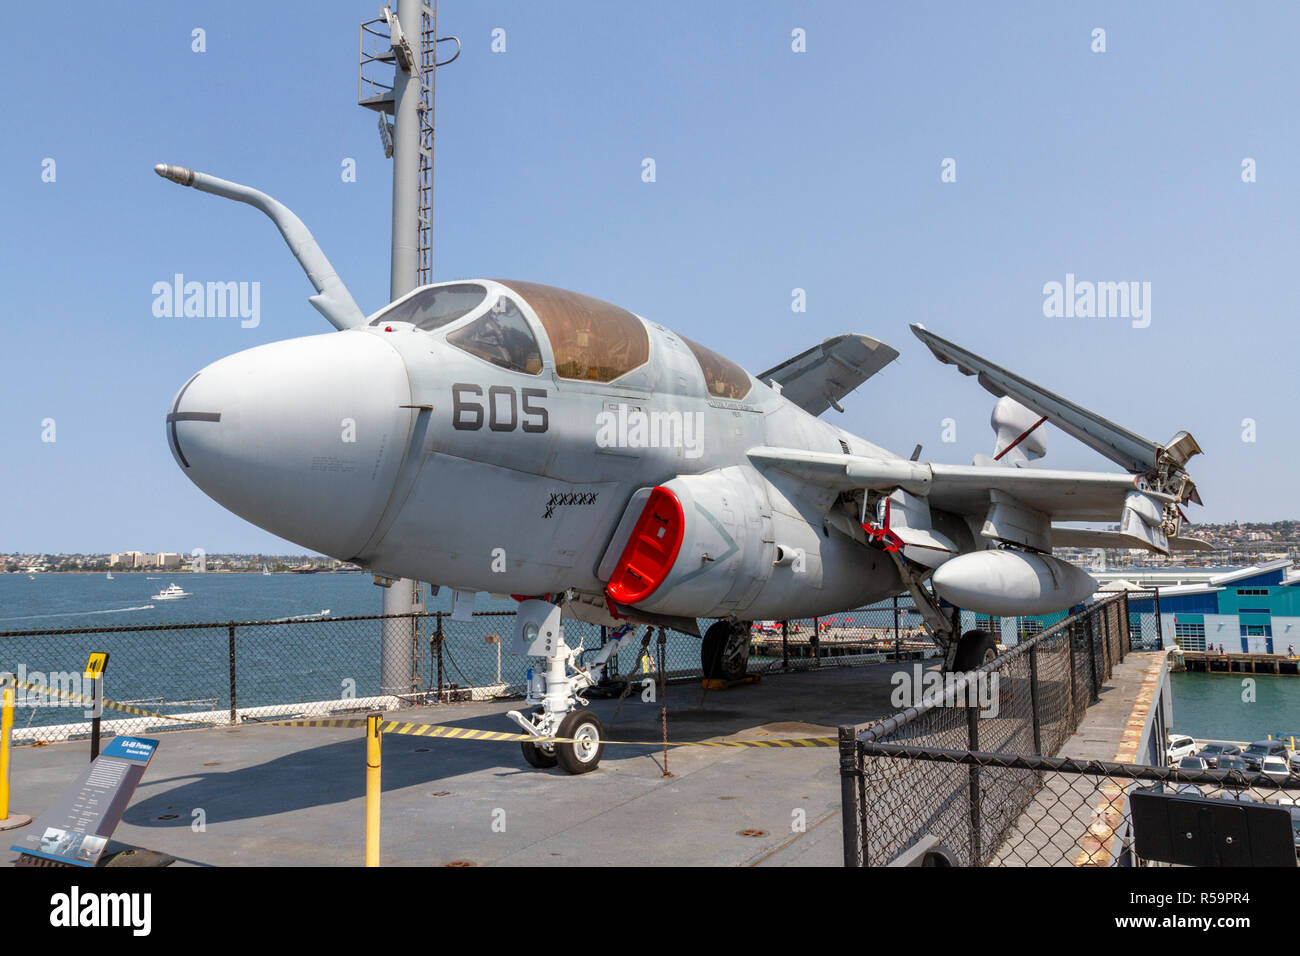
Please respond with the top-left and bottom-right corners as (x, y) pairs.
(1290, 750), (1300, 775)
(1260, 755), (1291, 783)
(1167, 734), (1198, 765)
(1193, 742), (1242, 768)
(1242, 739), (1290, 771)
(1217, 755), (1248, 773)
(1178, 755), (1209, 772)
(1171, 783), (1254, 801)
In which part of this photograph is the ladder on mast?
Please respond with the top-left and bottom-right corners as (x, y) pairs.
(357, 4), (458, 288)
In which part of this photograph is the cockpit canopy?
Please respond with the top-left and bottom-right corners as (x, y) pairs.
(494, 280), (650, 383)
(369, 279), (749, 398)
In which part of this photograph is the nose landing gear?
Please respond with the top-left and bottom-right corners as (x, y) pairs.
(506, 600), (631, 774)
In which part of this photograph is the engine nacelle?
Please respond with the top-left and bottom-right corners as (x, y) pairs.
(930, 549), (1096, 616)
(600, 467), (895, 620)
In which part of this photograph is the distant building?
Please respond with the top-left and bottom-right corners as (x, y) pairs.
(1103, 559), (1300, 654)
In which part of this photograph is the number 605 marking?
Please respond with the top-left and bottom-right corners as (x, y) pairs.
(452, 383), (548, 433)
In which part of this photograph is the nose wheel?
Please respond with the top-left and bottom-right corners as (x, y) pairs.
(554, 709), (605, 774)
(520, 708), (559, 767)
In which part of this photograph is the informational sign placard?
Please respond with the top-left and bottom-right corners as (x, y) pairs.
(10, 735), (157, 867)
(84, 652), (109, 680)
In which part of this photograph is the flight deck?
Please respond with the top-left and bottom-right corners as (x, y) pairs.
(2, 654), (1167, 868)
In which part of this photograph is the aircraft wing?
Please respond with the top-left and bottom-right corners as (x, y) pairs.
(749, 447), (1139, 521)
(757, 334), (898, 417)
(924, 463), (1142, 522)
(910, 324), (1202, 505)
(1049, 526), (1215, 552)
(748, 446), (1199, 554)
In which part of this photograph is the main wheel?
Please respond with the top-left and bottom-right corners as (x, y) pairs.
(702, 620), (752, 681)
(950, 629), (998, 671)
(554, 709), (605, 775)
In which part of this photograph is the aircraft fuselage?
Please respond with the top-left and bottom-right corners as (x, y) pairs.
(168, 279), (906, 621)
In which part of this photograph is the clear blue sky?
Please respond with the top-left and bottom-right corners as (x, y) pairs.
(2, 1), (1296, 554)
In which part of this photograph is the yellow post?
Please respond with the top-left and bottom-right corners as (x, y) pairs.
(0, 674), (31, 831)
(365, 713), (382, 867)
(1, 677), (13, 820)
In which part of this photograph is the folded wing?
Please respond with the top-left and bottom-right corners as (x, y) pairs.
(758, 334), (898, 417)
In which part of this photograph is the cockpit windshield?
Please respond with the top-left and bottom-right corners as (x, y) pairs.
(370, 283), (487, 331)
(446, 296), (543, 374)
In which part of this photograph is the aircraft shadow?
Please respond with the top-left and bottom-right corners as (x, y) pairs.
(121, 683), (846, 828)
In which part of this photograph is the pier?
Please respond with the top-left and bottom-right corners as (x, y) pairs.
(1175, 651), (1300, 676)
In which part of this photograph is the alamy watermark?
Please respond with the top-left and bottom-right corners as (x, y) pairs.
(3, 667), (101, 716)
(1042, 273), (1150, 329)
(152, 274), (261, 328)
(595, 403), (704, 459)
(889, 664), (1000, 718)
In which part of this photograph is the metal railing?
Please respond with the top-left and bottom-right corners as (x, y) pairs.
(854, 748), (1300, 867)
(0, 598), (934, 745)
(1, 589), (1170, 749)
(838, 591), (1174, 866)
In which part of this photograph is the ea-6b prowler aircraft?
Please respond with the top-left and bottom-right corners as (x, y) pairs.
(156, 164), (1207, 773)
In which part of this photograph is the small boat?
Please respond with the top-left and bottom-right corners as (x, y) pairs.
(262, 565), (271, 575)
(106, 572), (114, 580)
(151, 583), (190, 601)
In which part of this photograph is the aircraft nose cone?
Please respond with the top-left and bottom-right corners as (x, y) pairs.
(167, 331), (412, 558)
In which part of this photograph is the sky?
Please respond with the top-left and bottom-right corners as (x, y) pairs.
(1, 1), (1297, 554)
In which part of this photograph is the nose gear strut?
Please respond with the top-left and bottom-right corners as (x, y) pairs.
(506, 599), (644, 774)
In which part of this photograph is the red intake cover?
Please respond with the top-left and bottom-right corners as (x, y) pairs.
(604, 486), (685, 607)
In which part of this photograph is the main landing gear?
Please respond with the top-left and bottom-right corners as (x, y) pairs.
(950, 629), (998, 671)
(506, 600), (629, 775)
(701, 619), (752, 681)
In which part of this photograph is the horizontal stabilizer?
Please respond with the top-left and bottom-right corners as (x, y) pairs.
(759, 334), (898, 417)
(910, 324), (1200, 505)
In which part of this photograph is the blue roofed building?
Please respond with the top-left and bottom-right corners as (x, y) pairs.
(1105, 559), (1300, 654)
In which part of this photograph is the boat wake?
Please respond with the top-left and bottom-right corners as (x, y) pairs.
(0, 604), (156, 624)
(268, 609), (332, 622)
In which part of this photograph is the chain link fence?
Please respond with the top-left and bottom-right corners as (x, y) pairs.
(1, 589), (1170, 748)
(837, 591), (1188, 866)
(854, 749), (1300, 866)
(0, 597), (939, 745)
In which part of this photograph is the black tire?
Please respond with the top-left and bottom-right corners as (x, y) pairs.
(702, 620), (752, 681)
(521, 739), (557, 768)
(554, 709), (605, 775)
(951, 629), (998, 671)
(520, 707), (557, 768)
